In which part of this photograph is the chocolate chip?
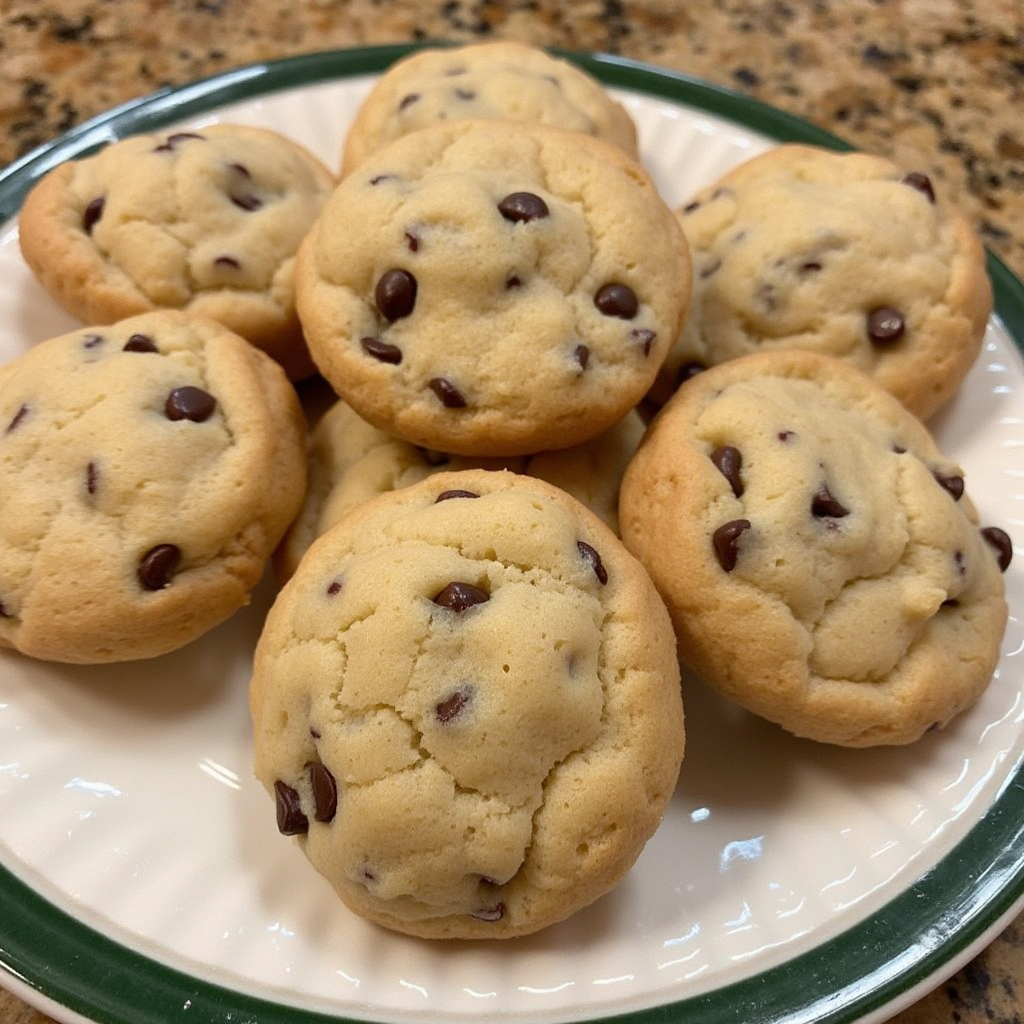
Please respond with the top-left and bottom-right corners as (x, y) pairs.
(867, 307), (905, 344)
(506, 274), (523, 289)
(778, 430), (796, 442)
(153, 131), (204, 152)
(435, 489), (480, 502)
(360, 336), (403, 364)
(429, 377), (466, 408)
(81, 333), (104, 349)
(123, 333), (158, 353)
(811, 484), (850, 518)
(594, 283), (638, 319)
(326, 577), (343, 596)
(82, 196), (105, 234)
(892, 443), (907, 454)
(470, 902), (506, 922)
(574, 344), (590, 371)
(230, 193), (263, 211)
(375, 269), (417, 321)
(436, 687), (471, 724)
(138, 543), (181, 590)
(902, 171), (936, 203)
(6, 404), (29, 433)
(799, 260), (823, 274)
(933, 471), (965, 501)
(710, 445), (744, 497)
(498, 192), (550, 223)
(86, 461), (99, 496)
(433, 581), (489, 611)
(630, 328), (656, 356)
(213, 255), (241, 269)
(309, 762), (337, 823)
(677, 361), (706, 385)
(405, 231), (420, 252)
(682, 200), (701, 213)
(310, 726), (322, 739)
(713, 519), (750, 572)
(982, 526), (1013, 571)
(273, 780), (309, 835)
(398, 92), (420, 110)
(165, 386), (217, 422)
(577, 540), (608, 585)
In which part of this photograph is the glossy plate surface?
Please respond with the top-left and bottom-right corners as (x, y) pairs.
(1, 45), (1024, 1024)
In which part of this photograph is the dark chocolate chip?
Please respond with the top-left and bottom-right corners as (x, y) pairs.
(778, 430), (796, 442)
(86, 461), (99, 496)
(138, 543), (181, 590)
(273, 780), (309, 835)
(153, 131), (204, 152)
(811, 484), (850, 518)
(6, 404), (29, 434)
(398, 92), (420, 111)
(123, 333), (158, 353)
(433, 581), (489, 612)
(405, 231), (420, 252)
(326, 577), (343, 596)
(892, 443), (907, 454)
(933, 471), (965, 501)
(867, 307), (905, 344)
(435, 489), (480, 502)
(800, 260), (823, 273)
(682, 200), (701, 213)
(677, 361), (706, 385)
(213, 255), (241, 269)
(498, 192), (550, 223)
(630, 328), (656, 356)
(577, 540), (608, 585)
(710, 445), (744, 498)
(360, 336), (403, 364)
(375, 269), (417, 321)
(429, 377), (466, 408)
(165, 386), (217, 422)
(574, 344), (590, 370)
(81, 333), (104, 349)
(506, 274), (523, 289)
(713, 519), (750, 572)
(436, 687), (471, 724)
(902, 171), (936, 203)
(309, 762), (337, 823)
(594, 283), (639, 319)
(982, 526), (1013, 571)
(82, 196), (105, 234)
(470, 902), (506, 922)
(230, 193), (263, 211)
(310, 726), (322, 739)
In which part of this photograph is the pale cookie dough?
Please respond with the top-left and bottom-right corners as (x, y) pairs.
(250, 469), (684, 938)
(297, 118), (690, 456)
(0, 311), (307, 663)
(275, 398), (646, 579)
(652, 144), (992, 420)
(622, 350), (1011, 747)
(341, 40), (638, 176)
(18, 124), (336, 380)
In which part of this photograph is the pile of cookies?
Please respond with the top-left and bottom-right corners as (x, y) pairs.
(0, 40), (1013, 940)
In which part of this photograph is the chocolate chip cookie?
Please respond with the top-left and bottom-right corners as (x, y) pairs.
(0, 311), (307, 663)
(297, 118), (690, 456)
(651, 144), (992, 420)
(622, 349), (1011, 746)
(275, 398), (646, 579)
(341, 40), (638, 176)
(18, 124), (336, 380)
(251, 469), (684, 938)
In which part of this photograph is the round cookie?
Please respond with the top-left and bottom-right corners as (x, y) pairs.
(340, 40), (638, 176)
(0, 311), (307, 663)
(250, 469), (684, 938)
(275, 398), (646, 579)
(297, 118), (690, 456)
(651, 144), (992, 420)
(18, 124), (336, 380)
(621, 349), (1010, 747)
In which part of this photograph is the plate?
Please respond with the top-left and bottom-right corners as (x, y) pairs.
(2, 44), (1024, 1024)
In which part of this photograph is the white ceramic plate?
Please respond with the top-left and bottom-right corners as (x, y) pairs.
(1, 46), (1024, 1024)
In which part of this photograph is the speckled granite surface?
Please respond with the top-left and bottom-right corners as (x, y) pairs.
(1, 2), (1023, 1023)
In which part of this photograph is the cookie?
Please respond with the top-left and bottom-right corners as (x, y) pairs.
(18, 124), (336, 380)
(0, 311), (307, 663)
(621, 349), (1011, 747)
(340, 41), (638, 176)
(296, 118), (690, 456)
(250, 468), (684, 938)
(651, 144), (992, 420)
(275, 398), (646, 579)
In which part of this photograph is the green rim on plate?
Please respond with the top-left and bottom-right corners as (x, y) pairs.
(2, 42), (1024, 1024)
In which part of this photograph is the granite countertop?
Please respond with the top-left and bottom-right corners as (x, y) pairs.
(0, 2), (1022, 1023)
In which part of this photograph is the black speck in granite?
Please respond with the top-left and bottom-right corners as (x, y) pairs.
(49, 12), (94, 42)
(733, 66), (760, 87)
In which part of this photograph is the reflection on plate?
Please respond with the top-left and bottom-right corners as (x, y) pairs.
(1, 45), (1024, 1024)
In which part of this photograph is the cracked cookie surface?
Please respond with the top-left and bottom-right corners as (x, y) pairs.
(622, 350), (1010, 746)
(296, 118), (690, 456)
(340, 40), (638, 176)
(0, 310), (307, 663)
(18, 124), (336, 380)
(275, 397), (646, 580)
(250, 468), (684, 938)
(652, 144), (991, 421)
